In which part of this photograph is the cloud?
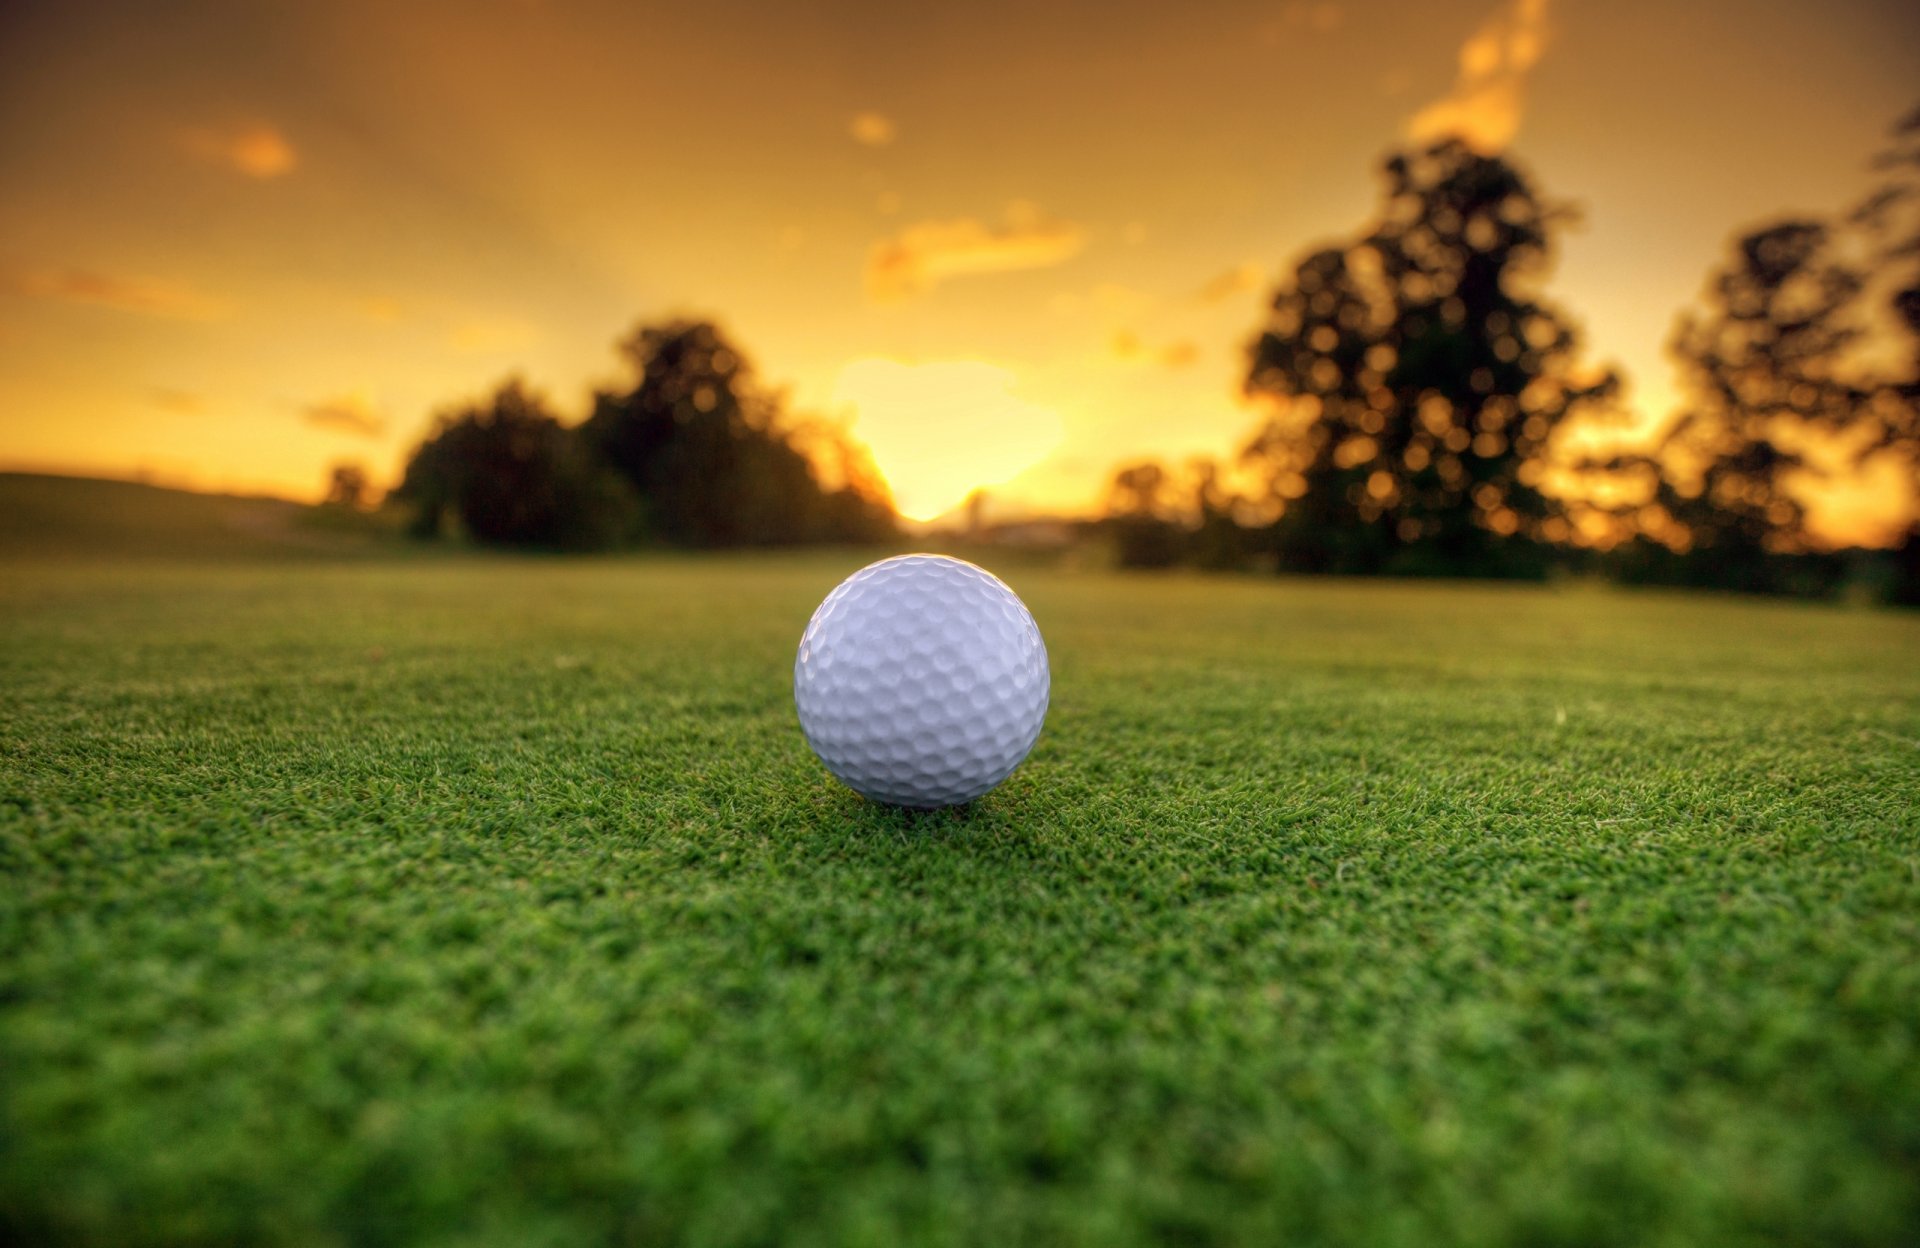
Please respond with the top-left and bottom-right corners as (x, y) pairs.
(1406, 0), (1551, 154)
(1260, 1), (1343, 43)
(1112, 331), (1201, 370)
(1159, 340), (1201, 369)
(182, 123), (297, 178)
(850, 112), (897, 147)
(1196, 262), (1265, 304)
(866, 202), (1087, 301)
(148, 388), (206, 415)
(449, 317), (540, 353)
(300, 394), (389, 438)
(10, 268), (227, 320)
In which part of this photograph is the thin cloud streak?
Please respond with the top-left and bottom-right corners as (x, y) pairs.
(1196, 262), (1265, 304)
(300, 395), (390, 438)
(866, 203), (1086, 301)
(10, 268), (228, 320)
(181, 123), (298, 178)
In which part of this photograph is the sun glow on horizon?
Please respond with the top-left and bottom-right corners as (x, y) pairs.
(830, 359), (1066, 523)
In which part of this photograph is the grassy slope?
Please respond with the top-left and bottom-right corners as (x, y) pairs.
(2, 557), (1916, 1247)
(0, 473), (383, 560)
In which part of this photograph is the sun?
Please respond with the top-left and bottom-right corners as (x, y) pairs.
(830, 358), (1067, 523)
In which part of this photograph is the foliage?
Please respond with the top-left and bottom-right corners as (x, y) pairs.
(1650, 221), (1867, 585)
(322, 462), (372, 511)
(1241, 141), (1617, 577)
(393, 321), (895, 552)
(1103, 458), (1256, 571)
(4, 557), (1918, 1245)
(581, 320), (895, 547)
(1598, 103), (1920, 594)
(394, 380), (641, 550)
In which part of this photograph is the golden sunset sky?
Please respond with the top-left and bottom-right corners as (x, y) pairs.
(2, 0), (1916, 535)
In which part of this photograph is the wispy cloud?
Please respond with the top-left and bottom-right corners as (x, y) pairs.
(181, 122), (298, 178)
(1406, 0), (1551, 154)
(850, 112), (897, 147)
(1260, 1), (1343, 43)
(448, 317), (540, 354)
(148, 388), (206, 415)
(1159, 340), (1201, 369)
(1112, 331), (1201, 370)
(1196, 262), (1265, 304)
(866, 202), (1086, 301)
(10, 268), (227, 320)
(300, 394), (389, 438)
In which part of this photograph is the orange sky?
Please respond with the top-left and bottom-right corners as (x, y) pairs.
(1, 0), (1916, 537)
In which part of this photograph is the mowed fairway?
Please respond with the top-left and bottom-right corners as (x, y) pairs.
(3, 556), (1918, 1247)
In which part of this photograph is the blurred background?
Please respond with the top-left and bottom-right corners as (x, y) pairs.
(2, 0), (1916, 598)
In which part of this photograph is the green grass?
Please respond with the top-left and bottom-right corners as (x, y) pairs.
(3, 556), (1918, 1247)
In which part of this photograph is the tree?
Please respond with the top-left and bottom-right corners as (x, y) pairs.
(1652, 222), (1865, 586)
(582, 319), (893, 546)
(1621, 103), (1920, 597)
(394, 380), (640, 549)
(322, 462), (371, 510)
(1241, 141), (1617, 576)
(1104, 460), (1183, 569)
(1851, 104), (1920, 602)
(1185, 457), (1251, 571)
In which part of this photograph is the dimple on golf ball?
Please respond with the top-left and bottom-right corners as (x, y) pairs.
(794, 554), (1050, 808)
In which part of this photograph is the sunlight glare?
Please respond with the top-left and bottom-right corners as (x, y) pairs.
(831, 359), (1067, 523)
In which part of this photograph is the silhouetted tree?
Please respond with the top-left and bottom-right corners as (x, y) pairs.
(582, 319), (893, 546)
(1241, 141), (1617, 576)
(1185, 457), (1253, 570)
(323, 462), (371, 510)
(1609, 103), (1920, 597)
(394, 380), (640, 549)
(1853, 104), (1920, 602)
(1652, 221), (1866, 589)
(1105, 460), (1183, 568)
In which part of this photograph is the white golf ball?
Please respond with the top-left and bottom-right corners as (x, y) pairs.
(794, 554), (1050, 808)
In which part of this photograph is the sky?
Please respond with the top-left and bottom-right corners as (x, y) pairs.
(1, 0), (1916, 539)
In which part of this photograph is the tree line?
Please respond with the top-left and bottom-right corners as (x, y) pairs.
(388, 320), (896, 550)
(377, 108), (1917, 600)
(1105, 107), (1920, 600)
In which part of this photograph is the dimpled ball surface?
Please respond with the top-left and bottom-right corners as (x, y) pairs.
(794, 554), (1050, 808)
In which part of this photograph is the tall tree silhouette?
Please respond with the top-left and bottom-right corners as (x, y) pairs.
(1655, 222), (1864, 583)
(1628, 103), (1920, 595)
(1242, 141), (1617, 575)
(1850, 104), (1920, 601)
(582, 320), (893, 546)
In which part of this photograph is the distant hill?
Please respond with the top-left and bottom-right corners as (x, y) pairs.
(0, 473), (388, 559)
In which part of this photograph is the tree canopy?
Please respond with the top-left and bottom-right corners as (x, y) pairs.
(1241, 141), (1618, 576)
(394, 320), (895, 551)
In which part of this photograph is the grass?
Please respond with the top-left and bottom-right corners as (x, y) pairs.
(0, 473), (389, 562)
(3, 554), (1917, 1247)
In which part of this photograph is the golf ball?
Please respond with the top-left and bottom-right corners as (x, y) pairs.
(794, 554), (1049, 808)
